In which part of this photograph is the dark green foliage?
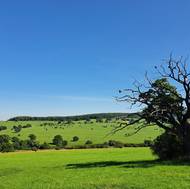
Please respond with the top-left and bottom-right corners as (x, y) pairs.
(40, 142), (51, 149)
(8, 113), (134, 122)
(85, 140), (93, 145)
(22, 124), (32, 128)
(12, 124), (32, 133)
(0, 131), (151, 152)
(96, 118), (103, 123)
(124, 143), (145, 147)
(28, 134), (37, 141)
(139, 78), (183, 126)
(72, 136), (79, 142)
(0, 126), (7, 131)
(27, 135), (39, 149)
(52, 135), (67, 147)
(108, 140), (124, 148)
(65, 120), (73, 125)
(0, 134), (10, 143)
(12, 137), (21, 150)
(62, 140), (68, 146)
(0, 134), (51, 151)
(151, 132), (183, 160)
(144, 140), (153, 147)
(0, 142), (14, 152)
(105, 118), (111, 123)
(12, 136), (20, 143)
(52, 135), (63, 146)
(0, 135), (14, 152)
(84, 117), (91, 123)
(19, 140), (30, 150)
(12, 125), (22, 133)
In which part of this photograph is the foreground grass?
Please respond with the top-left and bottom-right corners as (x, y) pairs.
(0, 121), (162, 145)
(0, 148), (190, 189)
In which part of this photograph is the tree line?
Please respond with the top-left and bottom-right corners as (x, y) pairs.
(8, 113), (138, 122)
(0, 133), (151, 152)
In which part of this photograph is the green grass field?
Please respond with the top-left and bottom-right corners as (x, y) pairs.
(0, 120), (162, 145)
(2, 120), (186, 189)
(0, 148), (190, 189)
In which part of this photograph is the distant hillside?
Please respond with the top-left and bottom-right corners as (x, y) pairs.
(8, 112), (139, 121)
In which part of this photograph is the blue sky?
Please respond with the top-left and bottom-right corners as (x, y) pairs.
(0, 0), (190, 120)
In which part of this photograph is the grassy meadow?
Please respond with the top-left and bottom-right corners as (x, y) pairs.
(1, 148), (190, 189)
(0, 120), (162, 146)
(1, 119), (188, 189)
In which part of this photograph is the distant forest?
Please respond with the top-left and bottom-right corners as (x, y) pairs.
(8, 113), (138, 121)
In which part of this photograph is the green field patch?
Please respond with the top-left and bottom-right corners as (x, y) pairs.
(0, 120), (162, 146)
(0, 148), (190, 189)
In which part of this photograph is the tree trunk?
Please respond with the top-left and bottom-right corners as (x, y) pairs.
(182, 118), (190, 155)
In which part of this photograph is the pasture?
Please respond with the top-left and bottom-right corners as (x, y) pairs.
(0, 148), (190, 189)
(0, 120), (162, 146)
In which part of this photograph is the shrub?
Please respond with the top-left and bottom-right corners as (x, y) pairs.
(27, 139), (40, 149)
(85, 140), (93, 145)
(19, 140), (30, 150)
(62, 140), (68, 146)
(28, 134), (37, 141)
(0, 134), (10, 143)
(108, 140), (124, 148)
(40, 142), (51, 149)
(92, 143), (109, 148)
(0, 135), (14, 152)
(96, 118), (103, 123)
(52, 135), (63, 146)
(0, 126), (7, 131)
(72, 136), (79, 142)
(151, 132), (183, 160)
(0, 143), (14, 152)
(22, 124), (32, 128)
(12, 137), (21, 150)
(31, 147), (38, 152)
(12, 125), (22, 133)
(52, 135), (67, 147)
(124, 143), (145, 147)
(27, 134), (40, 149)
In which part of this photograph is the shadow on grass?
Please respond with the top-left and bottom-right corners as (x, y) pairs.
(66, 159), (190, 169)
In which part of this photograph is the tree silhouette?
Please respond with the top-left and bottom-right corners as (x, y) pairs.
(116, 55), (190, 158)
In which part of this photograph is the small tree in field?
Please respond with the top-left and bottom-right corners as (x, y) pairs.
(52, 135), (63, 146)
(12, 125), (22, 133)
(72, 136), (79, 142)
(85, 140), (93, 145)
(12, 137), (21, 150)
(27, 134), (39, 149)
(28, 134), (36, 141)
(0, 135), (14, 152)
(52, 135), (67, 147)
(116, 55), (190, 159)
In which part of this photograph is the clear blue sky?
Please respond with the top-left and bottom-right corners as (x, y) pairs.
(0, 0), (190, 120)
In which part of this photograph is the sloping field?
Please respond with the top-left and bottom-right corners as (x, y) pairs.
(0, 121), (162, 145)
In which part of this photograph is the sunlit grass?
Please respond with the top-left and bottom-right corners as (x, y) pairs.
(0, 121), (162, 145)
(0, 148), (190, 189)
